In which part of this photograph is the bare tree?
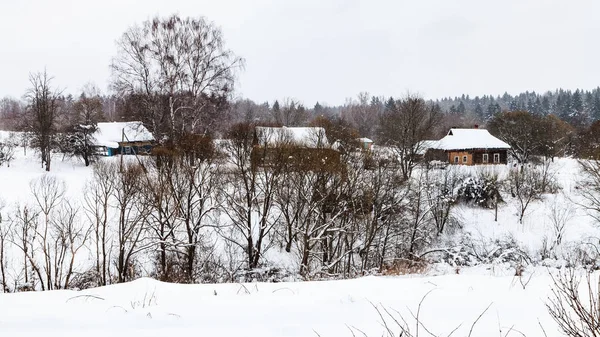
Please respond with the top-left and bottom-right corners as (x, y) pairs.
(30, 175), (65, 290)
(378, 95), (441, 180)
(24, 71), (61, 171)
(290, 168), (343, 276)
(358, 153), (409, 272)
(113, 162), (149, 283)
(10, 206), (43, 290)
(547, 197), (574, 248)
(487, 111), (551, 163)
(111, 14), (244, 143)
(219, 123), (281, 269)
(341, 92), (379, 138)
(547, 269), (600, 337)
(423, 167), (461, 235)
(405, 170), (436, 257)
(50, 201), (91, 289)
(84, 161), (116, 286)
(0, 201), (9, 292)
(141, 163), (180, 282)
(270, 99), (308, 126)
(508, 165), (543, 224)
(172, 156), (220, 282)
(578, 159), (600, 223)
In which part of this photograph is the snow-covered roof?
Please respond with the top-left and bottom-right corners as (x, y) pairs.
(357, 137), (373, 143)
(434, 128), (510, 151)
(255, 126), (329, 148)
(416, 140), (440, 155)
(94, 122), (154, 148)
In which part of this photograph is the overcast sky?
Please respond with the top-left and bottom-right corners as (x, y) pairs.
(0, 0), (598, 106)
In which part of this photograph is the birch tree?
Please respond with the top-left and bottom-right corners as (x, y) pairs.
(111, 14), (244, 144)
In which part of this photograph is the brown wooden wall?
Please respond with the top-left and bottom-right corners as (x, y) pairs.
(252, 146), (342, 172)
(448, 151), (473, 165)
(447, 149), (508, 166)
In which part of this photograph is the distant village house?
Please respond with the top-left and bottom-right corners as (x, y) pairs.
(252, 126), (340, 171)
(357, 138), (373, 151)
(421, 128), (511, 166)
(94, 122), (154, 156)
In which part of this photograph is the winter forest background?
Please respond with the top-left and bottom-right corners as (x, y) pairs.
(3, 84), (600, 141)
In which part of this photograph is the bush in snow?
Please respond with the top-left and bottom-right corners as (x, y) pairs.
(0, 133), (18, 167)
(440, 233), (533, 268)
(0, 142), (15, 167)
(457, 172), (503, 209)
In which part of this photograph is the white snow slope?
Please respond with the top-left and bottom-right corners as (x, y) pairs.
(0, 269), (594, 337)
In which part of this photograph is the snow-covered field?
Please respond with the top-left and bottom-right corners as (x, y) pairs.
(0, 268), (594, 337)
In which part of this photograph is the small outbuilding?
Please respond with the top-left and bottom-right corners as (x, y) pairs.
(94, 122), (154, 156)
(357, 138), (374, 151)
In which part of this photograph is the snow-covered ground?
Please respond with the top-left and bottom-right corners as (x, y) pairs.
(1, 137), (599, 335)
(0, 268), (594, 337)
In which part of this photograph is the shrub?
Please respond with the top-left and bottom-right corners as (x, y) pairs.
(457, 172), (503, 208)
(0, 141), (16, 167)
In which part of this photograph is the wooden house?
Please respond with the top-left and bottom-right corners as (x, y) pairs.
(94, 122), (154, 156)
(422, 128), (511, 166)
(252, 126), (341, 172)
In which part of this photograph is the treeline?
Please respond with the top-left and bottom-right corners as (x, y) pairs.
(4, 88), (600, 158)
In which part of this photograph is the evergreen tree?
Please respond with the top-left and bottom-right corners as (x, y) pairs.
(457, 101), (466, 114)
(592, 92), (600, 121)
(385, 97), (396, 113)
(572, 89), (583, 114)
(474, 103), (484, 119)
(486, 102), (501, 119)
(62, 93), (104, 166)
(314, 101), (323, 116)
(542, 96), (551, 115)
(532, 97), (543, 115)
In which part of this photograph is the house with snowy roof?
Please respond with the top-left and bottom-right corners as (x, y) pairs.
(252, 126), (340, 172)
(422, 127), (511, 165)
(357, 137), (373, 151)
(93, 121), (154, 156)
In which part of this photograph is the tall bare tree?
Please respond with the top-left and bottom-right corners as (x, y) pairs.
(342, 92), (379, 138)
(487, 110), (546, 163)
(84, 161), (116, 286)
(0, 202), (9, 292)
(113, 162), (149, 283)
(111, 14), (244, 144)
(378, 95), (441, 180)
(270, 99), (308, 126)
(24, 71), (61, 171)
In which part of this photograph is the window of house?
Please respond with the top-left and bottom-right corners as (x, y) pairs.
(493, 153), (500, 163)
(124, 146), (132, 155)
(462, 155), (468, 164)
(482, 153), (489, 163)
(454, 156), (459, 164)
